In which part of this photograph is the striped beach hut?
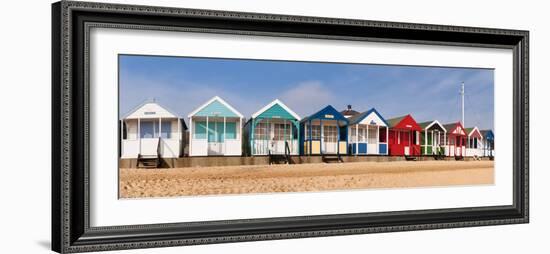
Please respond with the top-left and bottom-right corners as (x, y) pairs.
(465, 127), (484, 157)
(442, 122), (467, 157)
(300, 105), (349, 155)
(347, 108), (389, 155)
(244, 99), (301, 156)
(481, 129), (494, 157)
(418, 120), (446, 156)
(120, 101), (186, 161)
(188, 96), (244, 156)
(387, 115), (422, 156)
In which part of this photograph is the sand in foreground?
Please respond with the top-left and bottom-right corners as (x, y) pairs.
(119, 160), (494, 198)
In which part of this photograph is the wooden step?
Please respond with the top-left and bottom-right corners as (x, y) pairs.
(405, 155), (417, 161)
(322, 155), (343, 163)
(137, 156), (160, 168)
(269, 154), (290, 164)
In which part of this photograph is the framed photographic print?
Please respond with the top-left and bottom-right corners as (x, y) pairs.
(51, 1), (529, 253)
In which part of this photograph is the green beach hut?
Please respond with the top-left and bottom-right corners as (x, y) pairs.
(418, 120), (446, 156)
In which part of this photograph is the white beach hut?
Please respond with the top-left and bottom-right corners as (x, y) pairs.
(188, 96), (244, 156)
(347, 108), (389, 155)
(120, 101), (185, 161)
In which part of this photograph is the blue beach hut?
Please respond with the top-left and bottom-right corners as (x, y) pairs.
(188, 96), (244, 156)
(300, 105), (349, 156)
(480, 129), (495, 157)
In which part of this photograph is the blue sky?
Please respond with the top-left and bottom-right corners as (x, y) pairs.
(119, 55), (494, 130)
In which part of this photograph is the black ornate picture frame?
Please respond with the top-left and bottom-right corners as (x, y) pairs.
(51, 1), (529, 253)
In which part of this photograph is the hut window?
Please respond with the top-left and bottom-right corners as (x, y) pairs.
(194, 121), (207, 139)
(471, 138), (478, 148)
(274, 123), (291, 140)
(350, 126), (357, 142)
(323, 125), (338, 142)
(358, 126), (366, 142)
(311, 125), (321, 140)
(368, 126), (377, 144)
(208, 122), (225, 142)
(379, 127), (387, 142)
(225, 122), (237, 140)
(122, 121), (127, 140)
(254, 123), (269, 140)
(140, 120), (158, 138)
(161, 120), (172, 139)
(427, 132), (433, 145)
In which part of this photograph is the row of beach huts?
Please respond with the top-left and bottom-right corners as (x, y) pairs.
(120, 96), (494, 164)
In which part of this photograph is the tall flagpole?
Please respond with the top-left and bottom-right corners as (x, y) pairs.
(460, 82), (465, 126)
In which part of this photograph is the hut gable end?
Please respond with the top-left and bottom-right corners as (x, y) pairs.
(252, 99), (301, 120)
(124, 102), (178, 119)
(258, 104), (294, 119)
(386, 115), (421, 131)
(418, 120), (446, 132)
(349, 108), (388, 126)
(443, 122), (466, 136)
(301, 105), (348, 123)
(466, 127), (482, 139)
(188, 96), (243, 118)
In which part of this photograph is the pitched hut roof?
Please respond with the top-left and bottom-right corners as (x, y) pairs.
(188, 96), (243, 118)
(465, 127), (482, 138)
(443, 122), (467, 136)
(347, 108), (388, 126)
(340, 105), (360, 118)
(301, 105), (349, 124)
(386, 114), (421, 131)
(418, 120), (446, 132)
(251, 99), (301, 120)
(386, 115), (407, 127)
(123, 101), (179, 120)
(480, 129), (494, 140)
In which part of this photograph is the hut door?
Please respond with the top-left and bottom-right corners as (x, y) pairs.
(402, 131), (410, 155)
(208, 121), (224, 155)
(455, 136), (462, 156)
(323, 125), (338, 154)
(367, 125), (378, 154)
(273, 122), (291, 155)
(139, 120), (160, 157)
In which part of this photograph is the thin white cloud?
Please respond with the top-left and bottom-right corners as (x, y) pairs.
(119, 73), (252, 119)
(280, 81), (335, 116)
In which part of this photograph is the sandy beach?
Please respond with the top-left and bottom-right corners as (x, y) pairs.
(119, 160), (494, 198)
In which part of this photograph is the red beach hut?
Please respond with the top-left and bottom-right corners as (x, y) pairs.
(387, 115), (422, 156)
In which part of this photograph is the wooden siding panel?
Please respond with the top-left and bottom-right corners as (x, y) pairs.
(195, 100), (239, 117)
(257, 103), (296, 120)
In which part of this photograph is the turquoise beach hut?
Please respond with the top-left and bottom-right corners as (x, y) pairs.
(188, 96), (244, 156)
(244, 99), (301, 156)
(300, 105), (349, 156)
